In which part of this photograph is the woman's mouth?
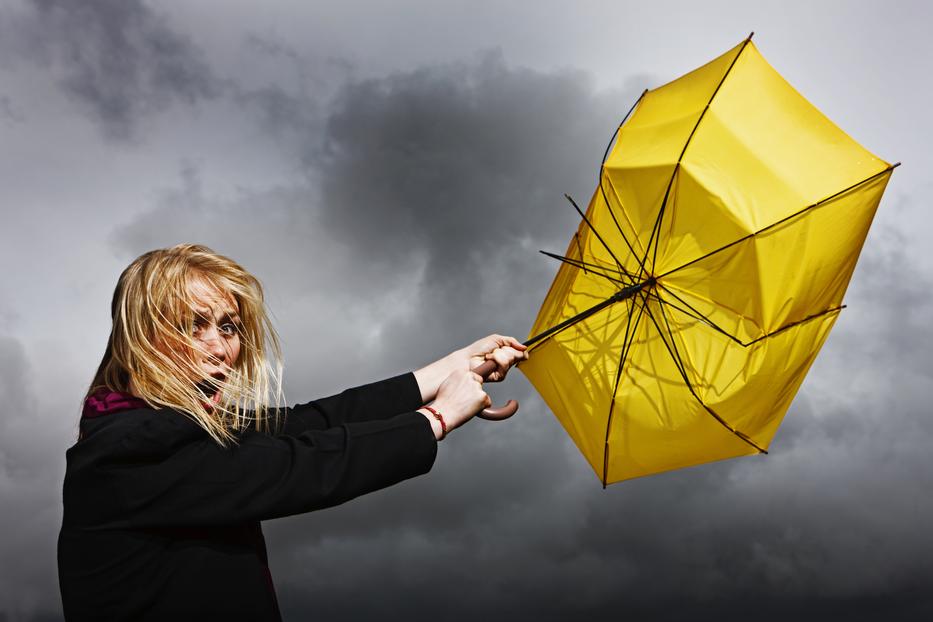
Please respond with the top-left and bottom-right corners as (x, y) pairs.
(196, 372), (226, 408)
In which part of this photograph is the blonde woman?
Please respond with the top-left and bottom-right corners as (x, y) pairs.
(57, 244), (527, 621)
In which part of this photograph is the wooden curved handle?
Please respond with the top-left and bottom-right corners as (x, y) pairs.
(471, 360), (519, 421)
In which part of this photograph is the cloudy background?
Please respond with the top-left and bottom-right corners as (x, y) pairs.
(1, 0), (931, 619)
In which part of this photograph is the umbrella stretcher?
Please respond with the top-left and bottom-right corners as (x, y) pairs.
(519, 36), (897, 485)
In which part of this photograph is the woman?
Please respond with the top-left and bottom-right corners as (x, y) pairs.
(58, 244), (527, 621)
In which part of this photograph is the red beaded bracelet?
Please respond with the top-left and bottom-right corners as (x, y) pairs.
(422, 406), (448, 440)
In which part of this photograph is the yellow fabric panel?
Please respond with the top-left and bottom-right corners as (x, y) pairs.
(655, 296), (839, 448)
(528, 193), (624, 341)
(650, 163), (754, 276)
(602, 40), (746, 263)
(686, 42), (888, 231)
(609, 39), (745, 170)
(522, 298), (636, 476)
(656, 243), (763, 345)
(600, 164), (674, 262)
(723, 311), (838, 447)
(675, 106), (809, 238)
(661, 170), (891, 337)
(583, 183), (647, 280)
(604, 295), (759, 483)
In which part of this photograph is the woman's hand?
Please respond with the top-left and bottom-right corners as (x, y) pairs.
(463, 334), (528, 382)
(413, 334), (529, 404)
(420, 369), (491, 437)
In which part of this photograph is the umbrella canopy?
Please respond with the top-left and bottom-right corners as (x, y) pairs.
(519, 35), (897, 485)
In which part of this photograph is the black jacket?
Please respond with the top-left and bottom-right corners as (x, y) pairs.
(58, 373), (437, 621)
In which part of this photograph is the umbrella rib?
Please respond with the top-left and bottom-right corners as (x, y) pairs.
(564, 193), (631, 276)
(655, 282), (748, 346)
(637, 291), (694, 391)
(601, 170), (649, 259)
(653, 290), (700, 386)
(597, 88), (649, 267)
(644, 288), (712, 329)
(599, 89), (647, 173)
(659, 283), (844, 349)
(602, 293), (646, 486)
(744, 305), (845, 346)
(696, 403), (768, 453)
(640, 290), (768, 454)
(540, 250), (629, 277)
(640, 33), (755, 277)
(656, 164), (900, 280)
(573, 233), (588, 274)
(539, 250), (630, 287)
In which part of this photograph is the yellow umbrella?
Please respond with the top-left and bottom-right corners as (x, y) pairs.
(519, 34), (897, 485)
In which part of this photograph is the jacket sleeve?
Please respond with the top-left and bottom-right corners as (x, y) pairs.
(69, 409), (437, 529)
(279, 372), (424, 435)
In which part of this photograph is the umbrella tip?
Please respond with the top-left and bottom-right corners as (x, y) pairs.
(747, 31), (755, 40)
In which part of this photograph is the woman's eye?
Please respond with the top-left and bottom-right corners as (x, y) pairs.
(220, 323), (238, 336)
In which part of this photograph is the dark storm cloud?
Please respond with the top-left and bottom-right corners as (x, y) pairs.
(229, 33), (354, 164)
(5, 0), (220, 140)
(315, 52), (639, 346)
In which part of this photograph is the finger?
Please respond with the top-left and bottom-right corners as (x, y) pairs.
(505, 336), (527, 351)
(488, 336), (506, 354)
(492, 347), (523, 368)
(489, 334), (513, 351)
(504, 346), (524, 362)
(485, 354), (510, 381)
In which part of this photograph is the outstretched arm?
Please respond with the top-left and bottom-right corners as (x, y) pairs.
(284, 373), (424, 434)
(281, 334), (527, 439)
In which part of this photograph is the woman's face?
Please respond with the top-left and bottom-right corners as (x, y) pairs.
(184, 276), (241, 407)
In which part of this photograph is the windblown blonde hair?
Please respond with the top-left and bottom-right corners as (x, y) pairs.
(87, 244), (284, 446)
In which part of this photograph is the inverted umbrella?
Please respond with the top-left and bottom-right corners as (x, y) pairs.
(518, 34), (897, 485)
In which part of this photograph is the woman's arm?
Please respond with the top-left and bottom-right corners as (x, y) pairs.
(281, 335), (527, 436)
(66, 410), (438, 529)
(281, 373), (423, 435)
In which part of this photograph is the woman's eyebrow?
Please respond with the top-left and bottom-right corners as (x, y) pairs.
(194, 307), (239, 320)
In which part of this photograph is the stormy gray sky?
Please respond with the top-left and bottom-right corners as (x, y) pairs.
(1, 1), (931, 619)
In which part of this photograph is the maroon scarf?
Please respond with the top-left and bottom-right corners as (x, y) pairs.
(82, 389), (151, 419)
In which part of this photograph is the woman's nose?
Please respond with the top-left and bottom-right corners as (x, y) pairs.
(199, 327), (228, 361)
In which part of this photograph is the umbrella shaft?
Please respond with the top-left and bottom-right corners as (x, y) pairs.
(525, 279), (651, 347)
